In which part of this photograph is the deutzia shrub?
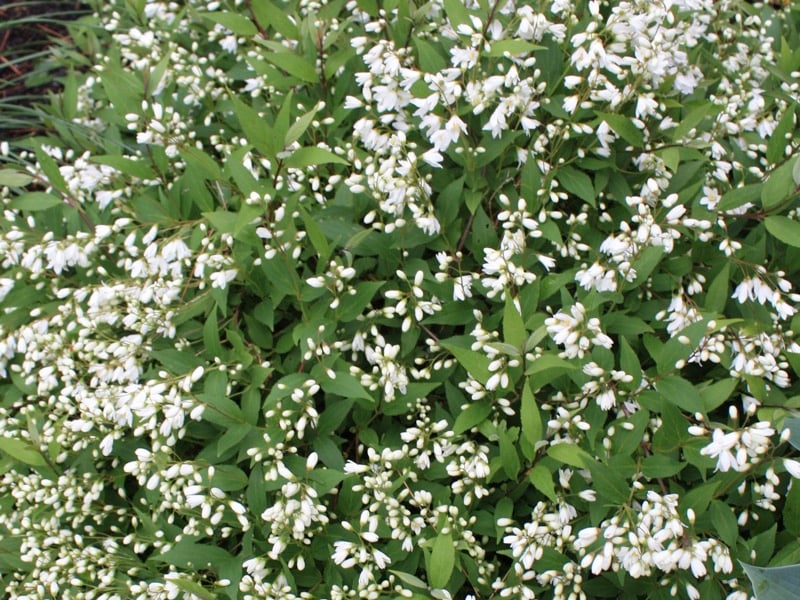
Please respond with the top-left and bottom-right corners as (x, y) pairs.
(2, 0), (800, 598)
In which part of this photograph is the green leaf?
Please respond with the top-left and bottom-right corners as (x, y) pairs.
(249, 0), (298, 37)
(320, 372), (374, 403)
(793, 156), (800, 187)
(672, 103), (714, 141)
(262, 52), (319, 83)
(761, 160), (796, 211)
(718, 183), (762, 211)
(765, 216), (800, 248)
(284, 147), (349, 169)
(557, 166), (595, 207)
(526, 353), (576, 391)
(656, 375), (705, 414)
(596, 112), (644, 147)
(414, 38), (447, 72)
(655, 319), (707, 374)
(338, 281), (384, 321)
(299, 206), (330, 261)
(440, 338), (491, 385)
(9, 192), (62, 211)
(201, 11), (258, 36)
(547, 443), (593, 469)
(741, 563), (800, 600)
(488, 40), (545, 56)
(503, 296), (526, 349)
(203, 308), (225, 360)
(285, 104), (320, 147)
(708, 500), (738, 547)
(151, 539), (234, 569)
(0, 437), (47, 467)
(453, 401), (491, 434)
(198, 371), (243, 425)
(586, 460), (630, 505)
(700, 378), (738, 412)
(232, 96), (277, 158)
(705, 262), (730, 313)
(443, 0), (472, 30)
(767, 106), (795, 164)
(150, 349), (202, 374)
(520, 380), (543, 445)
(498, 426), (521, 479)
(34, 147), (68, 194)
(100, 64), (142, 117)
(618, 336), (642, 388)
(0, 169), (34, 187)
(210, 463), (249, 491)
(428, 533), (455, 589)
(390, 570), (428, 590)
(90, 155), (156, 180)
(528, 465), (557, 502)
(641, 454), (684, 479)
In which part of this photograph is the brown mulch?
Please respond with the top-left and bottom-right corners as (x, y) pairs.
(0, 0), (87, 135)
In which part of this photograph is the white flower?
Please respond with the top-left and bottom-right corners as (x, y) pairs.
(453, 275), (473, 301)
(210, 268), (238, 289)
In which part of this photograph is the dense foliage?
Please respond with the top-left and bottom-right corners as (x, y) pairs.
(2, 0), (800, 598)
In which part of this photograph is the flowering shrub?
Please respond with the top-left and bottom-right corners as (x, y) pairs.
(2, 0), (800, 598)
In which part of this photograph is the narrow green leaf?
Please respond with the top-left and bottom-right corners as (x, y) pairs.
(414, 38), (447, 72)
(285, 104), (320, 147)
(34, 147), (68, 194)
(100, 65), (142, 117)
(488, 40), (545, 56)
(390, 570), (428, 590)
(596, 112), (644, 147)
(618, 335), (641, 388)
(250, 0), (298, 37)
(520, 380), (543, 445)
(672, 103), (713, 141)
(498, 426), (521, 479)
(232, 96), (276, 158)
(718, 183), (762, 211)
(263, 52), (318, 83)
(284, 147), (349, 169)
(765, 216), (800, 248)
(201, 11), (258, 36)
(528, 465), (557, 502)
(705, 262), (730, 313)
(0, 437), (47, 467)
(0, 169), (33, 187)
(443, 0), (471, 29)
(761, 160), (796, 210)
(767, 106), (795, 164)
(10, 192), (62, 211)
(503, 296), (526, 349)
(203, 308), (225, 359)
(453, 401), (491, 434)
(428, 533), (455, 589)
(547, 443), (593, 469)
(320, 372), (374, 403)
(299, 206), (330, 261)
(90, 155), (156, 180)
(440, 338), (490, 384)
